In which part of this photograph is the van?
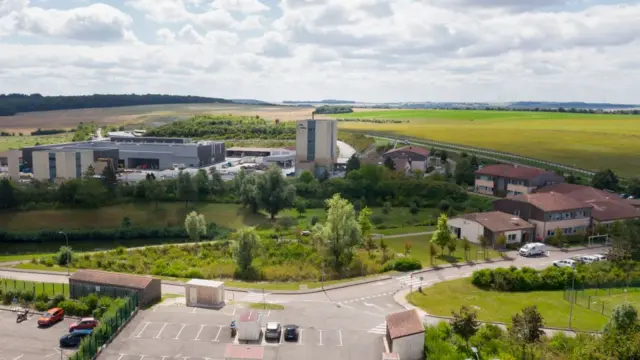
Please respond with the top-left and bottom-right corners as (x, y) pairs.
(580, 255), (599, 264)
(519, 242), (546, 257)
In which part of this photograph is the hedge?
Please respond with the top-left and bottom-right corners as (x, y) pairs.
(382, 257), (422, 272)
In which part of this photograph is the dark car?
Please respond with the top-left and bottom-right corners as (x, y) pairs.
(265, 322), (282, 341)
(284, 324), (299, 341)
(59, 329), (93, 348)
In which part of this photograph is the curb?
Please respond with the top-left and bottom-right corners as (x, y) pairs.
(0, 306), (83, 320)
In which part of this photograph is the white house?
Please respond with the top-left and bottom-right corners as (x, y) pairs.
(385, 310), (425, 360)
(447, 211), (535, 248)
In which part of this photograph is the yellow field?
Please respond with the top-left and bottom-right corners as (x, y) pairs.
(335, 109), (640, 177)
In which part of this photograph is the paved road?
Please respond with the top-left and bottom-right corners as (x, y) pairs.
(336, 140), (356, 162)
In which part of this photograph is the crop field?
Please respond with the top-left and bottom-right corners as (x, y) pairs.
(335, 109), (640, 177)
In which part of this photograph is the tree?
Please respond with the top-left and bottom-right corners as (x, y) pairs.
(312, 194), (362, 274)
(56, 246), (73, 266)
(145, 178), (165, 209)
(145, 172), (156, 181)
(239, 173), (260, 214)
(358, 207), (374, 256)
(604, 303), (638, 334)
(439, 150), (448, 162)
(233, 168), (247, 195)
(446, 240), (456, 256)
(469, 155), (479, 171)
(627, 177), (640, 198)
(409, 203), (420, 216)
(462, 237), (471, 261)
(184, 211), (207, 243)
(428, 242), (437, 265)
(345, 153), (361, 174)
(610, 220), (640, 261)
(451, 305), (480, 347)
(256, 165), (296, 219)
(478, 234), (489, 260)
(592, 168), (620, 191)
(319, 168), (330, 182)
(75, 179), (108, 208)
(194, 169), (210, 199)
(509, 306), (545, 359)
(382, 201), (392, 215)
(177, 171), (197, 207)
(566, 173), (580, 184)
(454, 159), (475, 186)
(0, 179), (18, 209)
(379, 238), (390, 263)
(208, 167), (225, 195)
(82, 165), (96, 179)
(101, 164), (118, 195)
(235, 227), (260, 279)
(431, 213), (452, 255)
(552, 227), (566, 248)
(495, 234), (507, 252)
(383, 156), (396, 171)
(404, 241), (412, 256)
(295, 199), (306, 217)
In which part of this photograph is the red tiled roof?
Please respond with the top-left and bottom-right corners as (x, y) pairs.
(475, 164), (549, 180)
(239, 311), (261, 322)
(386, 309), (424, 340)
(69, 269), (154, 289)
(537, 184), (640, 221)
(384, 146), (429, 157)
(511, 192), (588, 212)
(458, 211), (534, 232)
(224, 345), (264, 359)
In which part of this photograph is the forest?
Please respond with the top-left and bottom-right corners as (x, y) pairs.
(146, 115), (296, 139)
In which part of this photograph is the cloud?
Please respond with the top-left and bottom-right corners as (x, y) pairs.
(211, 0), (269, 13)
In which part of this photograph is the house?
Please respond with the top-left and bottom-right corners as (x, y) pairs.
(536, 183), (640, 229)
(385, 309), (425, 360)
(448, 211), (535, 246)
(474, 164), (564, 197)
(382, 146), (429, 174)
(493, 192), (592, 240)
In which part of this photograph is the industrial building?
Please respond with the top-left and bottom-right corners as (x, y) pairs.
(20, 136), (225, 181)
(69, 269), (161, 305)
(295, 118), (338, 177)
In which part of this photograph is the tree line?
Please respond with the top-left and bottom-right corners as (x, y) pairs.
(0, 94), (232, 116)
(146, 115), (296, 139)
(336, 118), (409, 124)
(312, 105), (354, 114)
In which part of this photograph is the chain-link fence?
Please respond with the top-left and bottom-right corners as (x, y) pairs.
(69, 291), (139, 360)
(563, 285), (640, 317)
(0, 277), (70, 297)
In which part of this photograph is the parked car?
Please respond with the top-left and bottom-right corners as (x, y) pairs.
(301, 231), (311, 236)
(265, 322), (282, 341)
(38, 307), (64, 327)
(592, 254), (608, 261)
(553, 259), (576, 268)
(69, 317), (98, 332)
(580, 255), (600, 264)
(570, 255), (585, 264)
(519, 243), (546, 257)
(284, 324), (299, 341)
(59, 329), (93, 348)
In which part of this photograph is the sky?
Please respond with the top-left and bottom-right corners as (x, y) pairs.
(0, 0), (639, 103)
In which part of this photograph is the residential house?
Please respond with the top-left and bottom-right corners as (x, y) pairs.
(493, 192), (591, 240)
(448, 211), (535, 246)
(382, 146), (429, 175)
(474, 164), (564, 197)
(536, 183), (640, 229)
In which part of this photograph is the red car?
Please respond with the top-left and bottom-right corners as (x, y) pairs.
(38, 307), (64, 327)
(69, 317), (98, 332)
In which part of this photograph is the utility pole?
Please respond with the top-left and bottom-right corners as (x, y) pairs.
(59, 231), (70, 276)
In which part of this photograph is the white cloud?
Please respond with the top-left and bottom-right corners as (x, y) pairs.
(1, 0), (640, 103)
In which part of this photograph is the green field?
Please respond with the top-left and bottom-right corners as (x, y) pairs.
(385, 235), (501, 266)
(407, 278), (622, 331)
(0, 133), (73, 152)
(336, 109), (640, 177)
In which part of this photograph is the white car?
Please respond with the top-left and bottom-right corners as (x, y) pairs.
(592, 254), (607, 261)
(580, 255), (599, 264)
(553, 259), (576, 268)
(519, 243), (546, 257)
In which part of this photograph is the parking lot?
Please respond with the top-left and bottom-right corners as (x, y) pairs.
(0, 309), (76, 360)
(99, 300), (385, 360)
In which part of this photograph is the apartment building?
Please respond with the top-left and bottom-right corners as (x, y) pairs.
(475, 164), (564, 197)
(493, 192), (592, 240)
(295, 119), (338, 177)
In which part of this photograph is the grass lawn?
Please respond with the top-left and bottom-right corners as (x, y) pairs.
(0, 278), (69, 297)
(385, 234), (502, 266)
(407, 278), (613, 331)
(335, 109), (640, 177)
(375, 226), (434, 236)
(0, 133), (74, 152)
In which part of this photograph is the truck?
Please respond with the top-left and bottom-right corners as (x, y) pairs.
(237, 311), (262, 343)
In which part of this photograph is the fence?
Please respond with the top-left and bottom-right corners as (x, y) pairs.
(1, 277), (136, 302)
(69, 291), (138, 360)
(563, 285), (640, 317)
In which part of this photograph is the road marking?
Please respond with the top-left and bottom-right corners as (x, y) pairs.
(155, 323), (169, 339)
(191, 307), (197, 314)
(117, 355), (125, 360)
(213, 325), (222, 342)
(161, 357), (168, 360)
(386, 304), (393, 308)
(298, 329), (304, 345)
(267, 310), (271, 317)
(135, 322), (150, 338)
(139, 356), (146, 360)
(444, 275), (459, 280)
(194, 325), (205, 341)
(364, 302), (384, 312)
(337, 330), (343, 347)
(152, 305), (159, 312)
(318, 330), (323, 346)
(374, 281), (390, 286)
(11, 355), (24, 360)
(368, 323), (387, 334)
(174, 324), (186, 340)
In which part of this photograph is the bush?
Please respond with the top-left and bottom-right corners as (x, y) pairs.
(381, 257), (422, 272)
(19, 289), (34, 303)
(35, 293), (50, 303)
(310, 216), (319, 226)
(438, 200), (451, 212)
(2, 290), (17, 305)
(278, 216), (296, 230)
(58, 299), (90, 317)
(48, 294), (66, 308)
(371, 214), (384, 225)
(35, 301), (49, 311)
(472, 265), (588, 292)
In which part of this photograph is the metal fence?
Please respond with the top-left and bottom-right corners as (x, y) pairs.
(563, 286), (640, 317)
(68, 291), (139, 360)
(1, 277), (135, 301)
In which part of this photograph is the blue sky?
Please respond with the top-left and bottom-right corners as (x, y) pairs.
(1, 0), (639, 103)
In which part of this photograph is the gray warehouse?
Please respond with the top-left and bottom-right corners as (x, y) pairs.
(22, 136), (225, 170)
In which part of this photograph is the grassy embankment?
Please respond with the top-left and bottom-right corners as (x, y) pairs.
(335, 109), (640, 177)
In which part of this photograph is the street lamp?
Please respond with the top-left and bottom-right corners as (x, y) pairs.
(59, 231), (70, 276)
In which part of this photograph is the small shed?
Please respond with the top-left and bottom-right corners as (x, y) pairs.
(385, 310), (425, 360)
(224, 344), (264, 360)
(185, 279), (225, 308)
(69, 269), (161, 305)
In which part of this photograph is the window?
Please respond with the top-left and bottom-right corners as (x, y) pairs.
(550, 213), (562, 221)
(507, 234), (517, 241)
(547, 230), (555, 236)
(562, 212), (572, 220)
(563, 228), (572, 235)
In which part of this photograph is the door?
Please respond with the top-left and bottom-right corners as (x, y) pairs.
(190, 287), (198, 305)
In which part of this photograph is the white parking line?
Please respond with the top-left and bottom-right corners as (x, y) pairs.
(318, 330), (323, 346)
(11, 355), (24, 360)
(174, 324), (186, 340)
(338, 330), (343, 347)
(135, 322), (150, 338)
(213, 325), (223, 342)
(117, 355), (125, 360)
(154, 323), (168, 339)
(191, 307), (197, 314)
(160, 357), (168, 360)
(194, 325), (205, 341)
(139, 356), (147, 360)
(298, 329), (304, 345)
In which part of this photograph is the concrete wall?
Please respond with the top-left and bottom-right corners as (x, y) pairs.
(392, 334), (424, 360)
(7, 149), (20, 181)
(448, 217), (485, 243)
(32, 151), (50, 181)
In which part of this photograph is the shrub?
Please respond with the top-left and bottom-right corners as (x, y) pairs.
(438, 200), (451, 212)
(19, 289), (34, 303)
(35, 301), (49, 311)
(310, 216), (319, 226)
(48, 294), (66, 308)
(2, 290), (18, 305)
(56, 246), (73, 266)
(184, 269), (204, 278)
(58, 299), (90, 317)
(371, 214), (384, 225)
(35, 293), (50, 303)
(381, 257), (422, 272)
(278, 216), (295, 230)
